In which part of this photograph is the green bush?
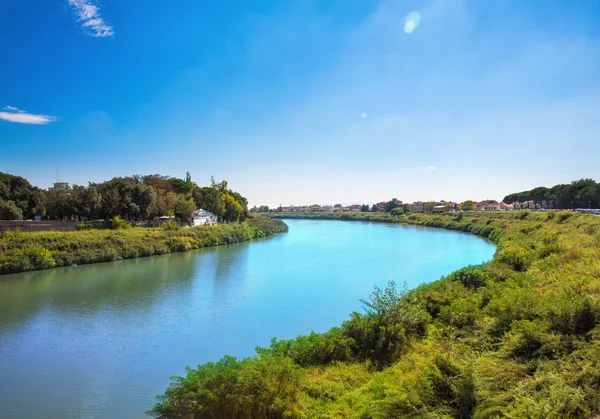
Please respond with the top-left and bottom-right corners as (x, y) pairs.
(497, 249), (532, 271)
(557, 210), (572, 223)
(447, 265), (489, 288)
(148, 355), (305, 419)
(391, 207), (404, 216)
(110, 216), (132, 229)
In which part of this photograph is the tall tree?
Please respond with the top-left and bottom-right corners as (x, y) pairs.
(174, 198), (196, 224)
(222, 193), (243, 223)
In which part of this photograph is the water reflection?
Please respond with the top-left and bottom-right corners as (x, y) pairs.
(0, 251), (199, 326)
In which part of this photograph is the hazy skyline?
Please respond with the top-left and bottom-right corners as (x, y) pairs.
(2, 0), (599, 206)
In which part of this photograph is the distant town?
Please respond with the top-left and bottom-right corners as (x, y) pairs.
(252, 198), (560, 214)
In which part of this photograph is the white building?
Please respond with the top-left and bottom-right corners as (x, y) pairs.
(193, 209), (218, 226)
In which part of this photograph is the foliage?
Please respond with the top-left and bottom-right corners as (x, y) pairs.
(425, 201), (437, 212)
(77, 216), (132, 230)
(0, 172), (45, 219)
(459, 200), (477, 211)
(0, 198), (24, 220)
(110, 216), (132, 230)
(390, 207), (404, 216)
(148, 355), (305, 419)
(174, 198), (196, 224)
(249, 205), (270, 213)
(0, 171), (249, 223)
(384, 200), (398, 212)
(503, 178), (600, 209)
(152, 210), (600, 418)
(222, 193), (243, 223)
(0, 217), (287, 274)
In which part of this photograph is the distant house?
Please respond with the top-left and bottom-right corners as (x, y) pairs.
(193, 209), (218, 226)
(349, 205), (362, 212)
(409, 201), (426, 212)
(51, 182), (70, 192)
(376, 202), (387, 211)
(477, 201), (501, 211)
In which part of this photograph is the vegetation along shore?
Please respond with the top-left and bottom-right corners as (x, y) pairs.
(150, 210), (600, 418)
(0, 217), (287, 275)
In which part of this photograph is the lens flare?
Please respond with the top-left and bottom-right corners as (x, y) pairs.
(404, 11), (421, 34)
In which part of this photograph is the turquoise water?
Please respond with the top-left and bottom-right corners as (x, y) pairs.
(0, 219), (495, 418)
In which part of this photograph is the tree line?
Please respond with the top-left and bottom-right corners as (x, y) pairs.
(503, 178), (600, 209)
(0, 171), (248, 223)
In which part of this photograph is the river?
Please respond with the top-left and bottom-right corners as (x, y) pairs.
(0, 219), (495, 418)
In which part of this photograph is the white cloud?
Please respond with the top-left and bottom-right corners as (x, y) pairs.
(404, 11), (421, 34)
(0, 106), (57, 124)
(67, 0), (114, 37)
(418, 166), (437, 170)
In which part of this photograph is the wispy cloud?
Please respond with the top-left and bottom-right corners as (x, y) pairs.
(0, 106), (58, 124)
(419, 166), (437, 171)
(67, 0), (114, 37)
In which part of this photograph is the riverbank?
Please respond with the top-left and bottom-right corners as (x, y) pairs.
(151, 211), (600, 418)
(0, 217), (288, 275)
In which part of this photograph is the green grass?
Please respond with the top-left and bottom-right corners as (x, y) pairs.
(0, 217), (288, 275)
(149, 211), (600, 419)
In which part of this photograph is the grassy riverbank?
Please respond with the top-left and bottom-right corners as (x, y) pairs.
(150, 211), (600, 419)
(0, 217), (288, 275)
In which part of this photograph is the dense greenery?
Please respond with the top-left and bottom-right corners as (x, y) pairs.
(0, 217), (287, 275)
(503, 178), (599, 209)
(150, 211), (600, 418)
(0, 172), (45, 220)
(0, 172), (248, 223)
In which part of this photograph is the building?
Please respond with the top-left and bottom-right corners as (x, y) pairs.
(376, 202), (388, 211)
(51, 182), (70, 192)
(433, 205), (452, 212)
(192, 209), (218, 226)
(409, 201), (426, 212)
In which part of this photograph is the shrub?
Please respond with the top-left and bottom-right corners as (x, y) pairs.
(447, 265), (489, 288)
(557, 211), (572, 223)
(148, 355), (305, 419)
(391, 207), (404, 216)
(544, 295), (597, 336)
(77, 220), (108, 230)
(497, 249), (532, 271)
(110, 216), (132, 230)
(265, 328), (354, 367)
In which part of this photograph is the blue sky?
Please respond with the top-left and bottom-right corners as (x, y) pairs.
(1, 0), (599, 206)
